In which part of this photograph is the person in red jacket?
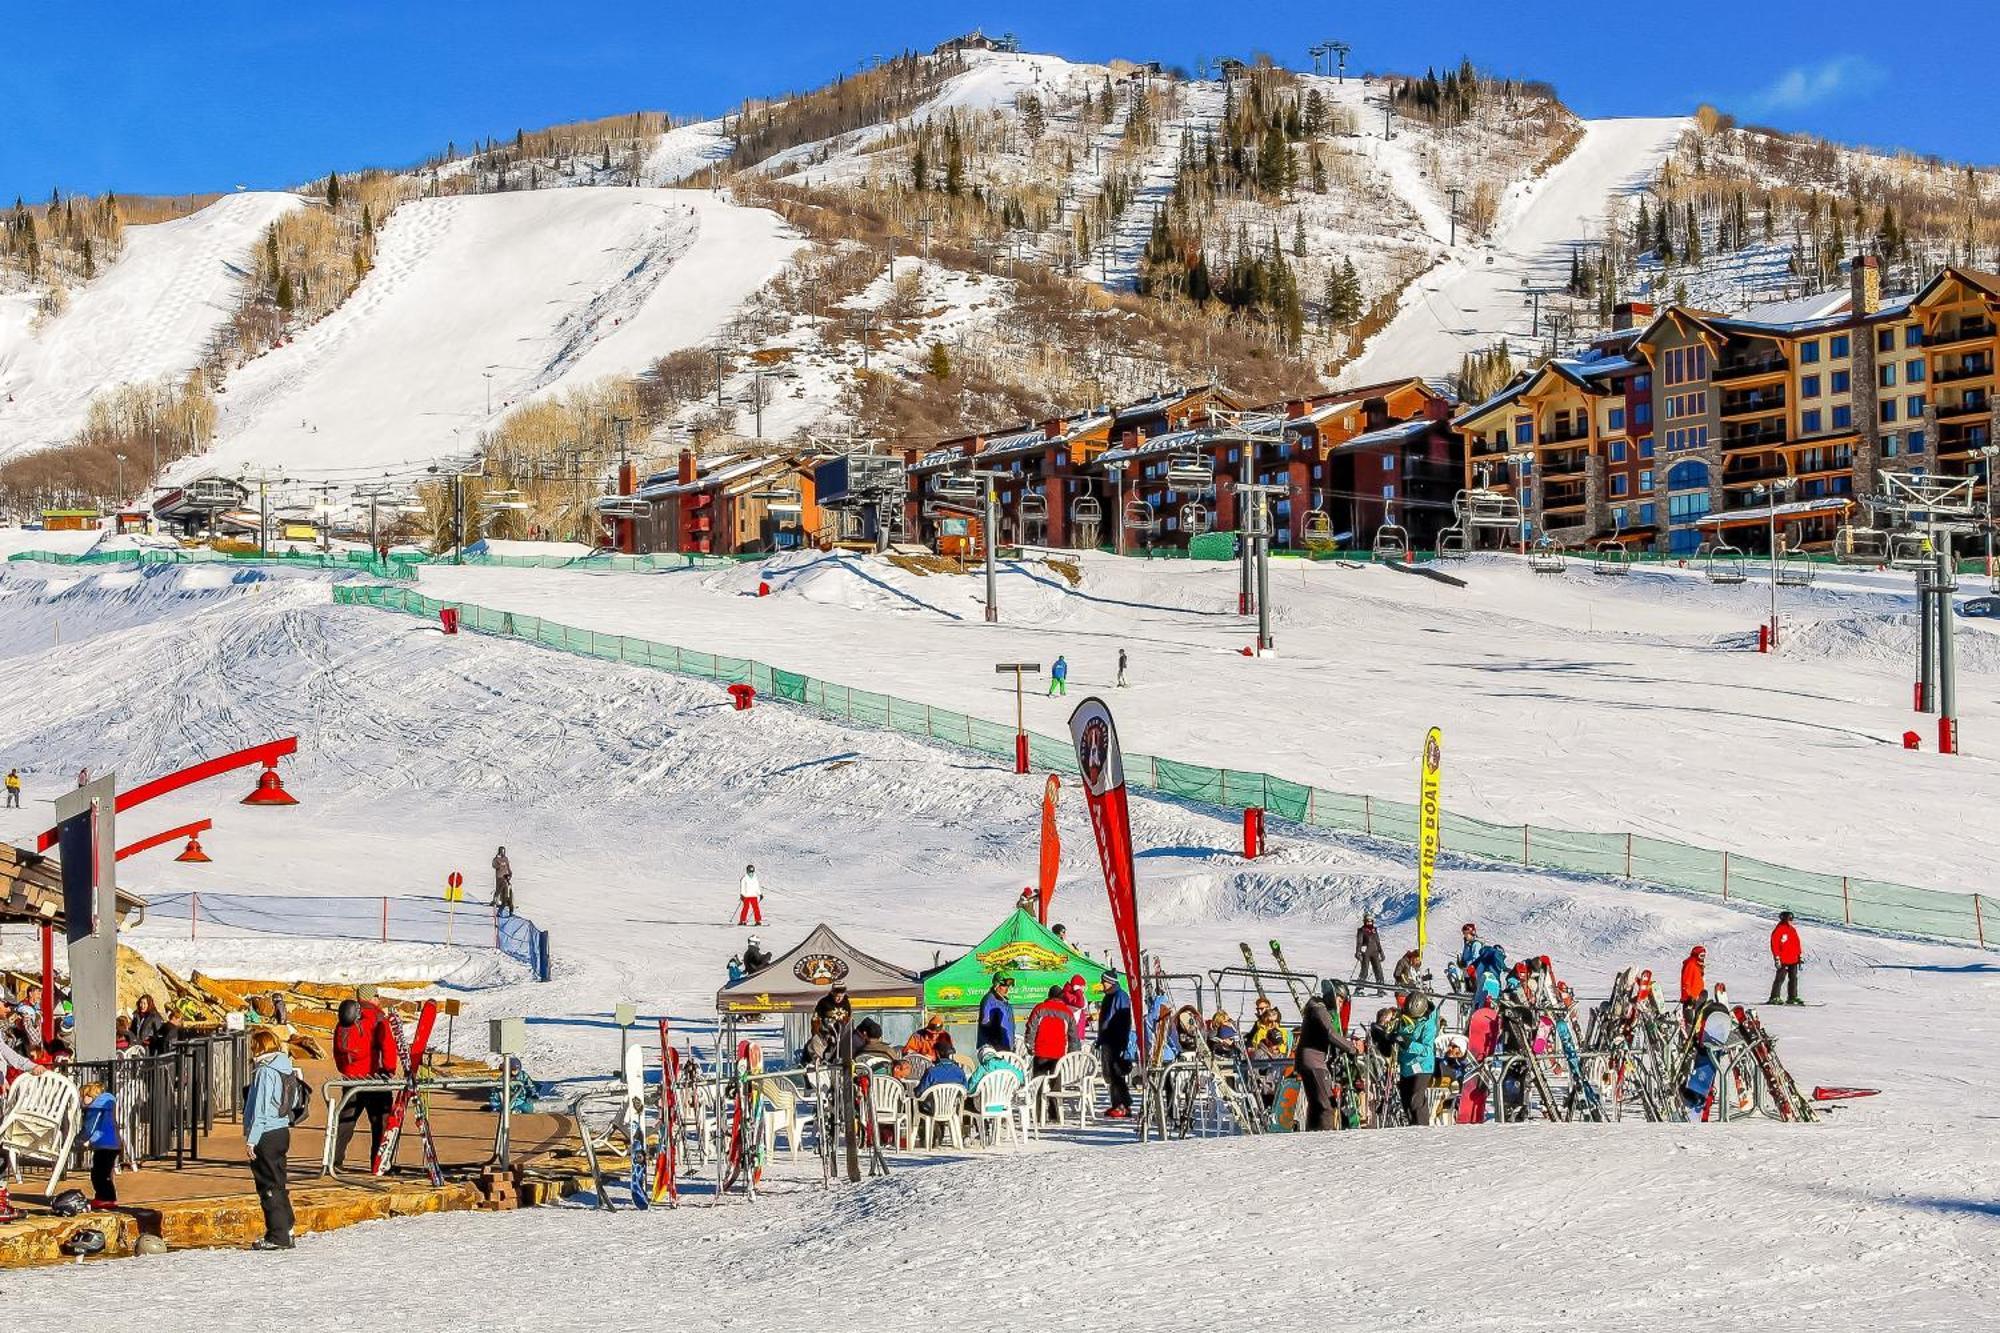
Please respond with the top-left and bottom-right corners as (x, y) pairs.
(331, 998), (400, 1171)
(1768, 911), (1804, 1006)
(1060, 974), (1088, 1048)
(1678, 946), (1707, 1029)
(1025, 986), (1074, 1121)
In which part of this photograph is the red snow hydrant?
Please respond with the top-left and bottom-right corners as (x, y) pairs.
(440, 607), (459, 635)
(1243, 807), (1266, 859)
(727, 684), (756, 711)
(1903, 730), (1921, 751)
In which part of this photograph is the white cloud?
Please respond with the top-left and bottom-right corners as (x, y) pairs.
(1749, 56), (1886, 112)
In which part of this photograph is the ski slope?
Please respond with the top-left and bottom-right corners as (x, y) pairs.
(176, 189), (800, 480)
(0, 555), (1993, 1328)
(0, 192), (303, 460)
(1339, 116), (1688, 385)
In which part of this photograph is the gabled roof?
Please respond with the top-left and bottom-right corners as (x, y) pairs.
(1911, 266), (2000, 309)
(921, 907), (1109, 1010)
(1330, 417), (1437, 454)
(715, 922), (922, 1014)
(634, 453), (791, 500)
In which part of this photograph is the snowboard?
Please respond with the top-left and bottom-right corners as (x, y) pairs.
(622, 1043), (651, 1210)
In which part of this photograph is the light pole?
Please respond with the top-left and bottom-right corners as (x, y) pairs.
(114, 454), (126, 508)
(483, 369), (496, 418)
(1752, 477), (1795, 649)
(1506, 450), (1534, 554)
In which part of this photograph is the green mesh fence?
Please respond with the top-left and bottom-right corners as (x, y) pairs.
(333, 582), (1994, 950)
(9, 548), (420, 580)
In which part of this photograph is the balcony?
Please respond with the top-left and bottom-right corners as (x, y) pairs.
(1938, 396), (1992, 422)
(1928, 320), (1996, 349)
(1713, 355), (1789, 382)
(1939, 424), (1992, 453)
(1722, 460), (1793, 486)
(1540, 450), (1590, 478)
(1720, 424), (1788, 450)
(1720, 390), (1787, 419)
(1936, 356), (1996, 384)
(1538, 427), (1588, 445)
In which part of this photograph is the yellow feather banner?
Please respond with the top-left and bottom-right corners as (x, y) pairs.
(1417, 727), (1443, 956)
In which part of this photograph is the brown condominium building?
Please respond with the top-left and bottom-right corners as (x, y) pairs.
(1455, 257), (2000, 556)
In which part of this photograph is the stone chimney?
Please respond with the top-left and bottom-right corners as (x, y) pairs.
(1612, 301), (1655, 332)
(1286, 399), (1308, 419)
(677, 448), (697, 485)
(1851, 254), (1881, 317)
(1043, 418), (1063, 439)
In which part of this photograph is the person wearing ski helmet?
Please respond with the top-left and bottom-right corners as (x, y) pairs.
(1768, 912), (1804, 1006)
(1354, 913), (1386, 986)
(1395, 991), (1442, 1126)
(1451, 923), (1481, 992)
(742, 936), (773, 974)
(1295, 979), (1361, 1132)
(331, 996), (397, 1172)
(1679, 946), (1709, 1029)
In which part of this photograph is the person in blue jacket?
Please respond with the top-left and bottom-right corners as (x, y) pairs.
(243, 1028), (298, 1250)
(977, 975), (1017, 1050)
(1094, 972), (1135, 1118)
(1395, 991), (1442, 1126)
(81, 1080), (121, 1206)
(914, 1037), (970, 1100)
(1047, 656), (1069, 696)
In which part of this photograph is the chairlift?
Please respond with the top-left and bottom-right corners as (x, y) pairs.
(1437, 526), (1469, 561)
(1705, 543), (1748, 585)
(1070, 487), (1103, 527)
(1123, 497), (1158, 533)
(595, 498), (654, 518)
(1529, 537), (1567, 574)
(934, 472), (980, 501)
(1886, 531), (1934, 571)
(1180, 501), (1211, 536)
(1371, 523), (1409, 562)
(1774, 549), (1815, 588)
(1164, 453), (1214, 494)
(1456, 488), (1523, 529)
(1832, 524), (1889, 566)
(1302, 500), (1334, 551)
(1018, 491), (1048, 530)
(1591, 539), (1629, 576)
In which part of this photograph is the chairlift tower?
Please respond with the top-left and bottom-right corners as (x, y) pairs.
(926, 467), (1004, 623)
(1874, 470), (1981, 754)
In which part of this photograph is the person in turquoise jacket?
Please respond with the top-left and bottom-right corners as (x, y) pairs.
(242, 1028), (298, 1250)
(1395, 992), (1442, 1126)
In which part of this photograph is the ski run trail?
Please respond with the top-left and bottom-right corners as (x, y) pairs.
(1339, 116), (1687, 386)
(175, 189), (799, 479)
(0, 192), (304, 461)
(0, 547), (1994, 1330)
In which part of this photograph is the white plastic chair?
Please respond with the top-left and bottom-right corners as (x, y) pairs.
(968, 1068), (1024, 1148)
(912, 1083), (966, 1149)
(903, 1053), (934, 1082)
(758, 1076), (815, 1161)
(0, 1073), (81, 1192)
(866, 1075), (912, 1150)
(1042, 1050), (1098, 1126)
(994, 1051), (1030, 1078)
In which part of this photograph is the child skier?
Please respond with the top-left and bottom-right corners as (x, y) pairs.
(3, 768), (19, 808)
(81, 1080), (121, 1207)
(1047, 656), (1069, 696)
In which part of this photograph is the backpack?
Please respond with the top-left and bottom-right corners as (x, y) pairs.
(280, 1068), (313, 1125)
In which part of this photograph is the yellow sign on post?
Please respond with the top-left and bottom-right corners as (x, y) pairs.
(1416, 727), (1443, 956)
(444, 871), (464, 904)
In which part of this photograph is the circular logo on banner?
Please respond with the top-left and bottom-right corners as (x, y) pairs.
(1423, 733), (1441, 774)
(794, 953), (850, 985)
(447, 871), (464, 889)
(1078, 717), (1110, 788)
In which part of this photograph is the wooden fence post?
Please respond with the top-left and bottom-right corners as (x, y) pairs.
(382, 897), (390, 943)
(1363, 795), (1373, 836)
(1721, 851), (1730, 901)
(1522, 825), (1531, 865)
(1841, 876), (1852, 925)
(1625, 833), (1633, 880)
(1976, 894), (1987, 949)
(190, 893), (198, 942)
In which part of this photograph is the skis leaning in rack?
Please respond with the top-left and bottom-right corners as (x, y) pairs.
(373, 1000), (443, 1185)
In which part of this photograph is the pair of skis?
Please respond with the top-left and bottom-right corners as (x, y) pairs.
(372, 1000), (443, 1185)
(650, 1019), (680, 1206)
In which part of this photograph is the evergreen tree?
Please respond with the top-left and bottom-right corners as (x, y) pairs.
(1257, 125), (1290, 197)
(1634, 198), (1651, 252)
(325, 172), (341, 209)
(275, 271), (295, 313)
(926, 340), (952, 379)
(1684, 202), (1702, 264)
(912, 140), (928, 192)
(1303, 88), (1327, 138)
(1020, 94), (1045, 143)
(944, 121), (965, 196)
(1293, 213), (1307, 259)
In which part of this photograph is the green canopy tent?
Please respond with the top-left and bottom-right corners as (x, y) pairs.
(923, 908), (1111, 1014)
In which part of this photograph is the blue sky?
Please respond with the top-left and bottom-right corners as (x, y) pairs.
(3, 1), (1995, 200)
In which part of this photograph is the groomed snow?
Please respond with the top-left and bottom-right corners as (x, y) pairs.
(0, 556), (1992, 1329)
(172, 189), (800, 480)
(0, 192), (304, 460)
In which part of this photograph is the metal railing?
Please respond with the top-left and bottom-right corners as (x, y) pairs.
(65, 1032), (247, 1168)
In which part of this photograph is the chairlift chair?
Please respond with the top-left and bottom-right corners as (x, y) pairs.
(1886, 531), (1935, 571)
(1302, 501), (1334, 551)
(1180, 501), (1212, 536)
(1123, 497), (1158, 533)
(1070, 487), (1103, 527)
(1371, 523), (1409, 562)
(1164, 453), (1214, 494)
(1774, 550), (1816, 587)
(1437, 526), (1470, 561)
(1591, 539), (1629, 576)
(1832, 524), (1889, 566)
(1528, 537), (1567, 574)
(934, 472), (980, 501)
(1705, 543), (1748, 585)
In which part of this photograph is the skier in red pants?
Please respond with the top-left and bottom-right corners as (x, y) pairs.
(735, 864), (763, 926)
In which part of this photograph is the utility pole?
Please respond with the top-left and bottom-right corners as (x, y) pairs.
(1447, 186), (1463, 247)
(918, 210), (934, 264)
(1332, 41), (1350, 85)
(982, 473), (998, 624)
(714, 348), (726, 409)
(240, 470), (285, 558)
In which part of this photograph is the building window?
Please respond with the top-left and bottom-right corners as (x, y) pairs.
(1609, 407), (1626, 432)
(1632, 374), (1651, 392)
(1908, 430), (1926, 454)
(1907, 325), (1925, 348)
(1800, 374), (1820, 398)
(1612, 505), (1628, 528)
(1610, 440), (1627, 463)
(1907, 359), (1925, 384)
(1880, 364), (1898, 388)
(1639, 437), (1656, 458)
(1881, 401), (1898, 424)
(1382, 485), (1395, 499)
(1639, 502), (1657, 524)
(1802, 409), (1823, 434)
(1799, 341), (1820, 364)
(1883, 434), (1900, 458)
(1833, 405), (1853, 430)
(1633, 402), (1653, 427)
(1830, 334), (1851, 359)
(1515, 418), (1532, 445)
(1831, 370), (1851, 394)
(1906, 394), (1924, 418)
(1612, 474), (1629, 496)
(1382, 455), (1395, 472)
(1639, 468), (1655, 492)
(1878, 328), (1896, 353)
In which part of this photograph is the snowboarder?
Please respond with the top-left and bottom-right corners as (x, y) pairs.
(1047, 655), (1069, 696)
(1679, 946), (1708, 1029)
(1355, 913), (1386, 985)
(1095, 972), (1135, 1118)
(1115, 648), (1128, 688)
(726, 956), (745, 985)
(977, 975), (1017, 1051)
(3, 768), (18, 808)
(491, 846), (514, 914)
(742, 936), (773, 974)
(330, 998), (398, 1171)
(1296, 979), (1361, 1131)
(1450, 922), (1482, 992)
(1768, 912), (1803, 1006)
(736, 864), (763, 926)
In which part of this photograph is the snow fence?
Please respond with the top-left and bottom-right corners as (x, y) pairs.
(8, 548), (419, 580)
(142, 891), (553, 981)
(333, 583), (1994, 951)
